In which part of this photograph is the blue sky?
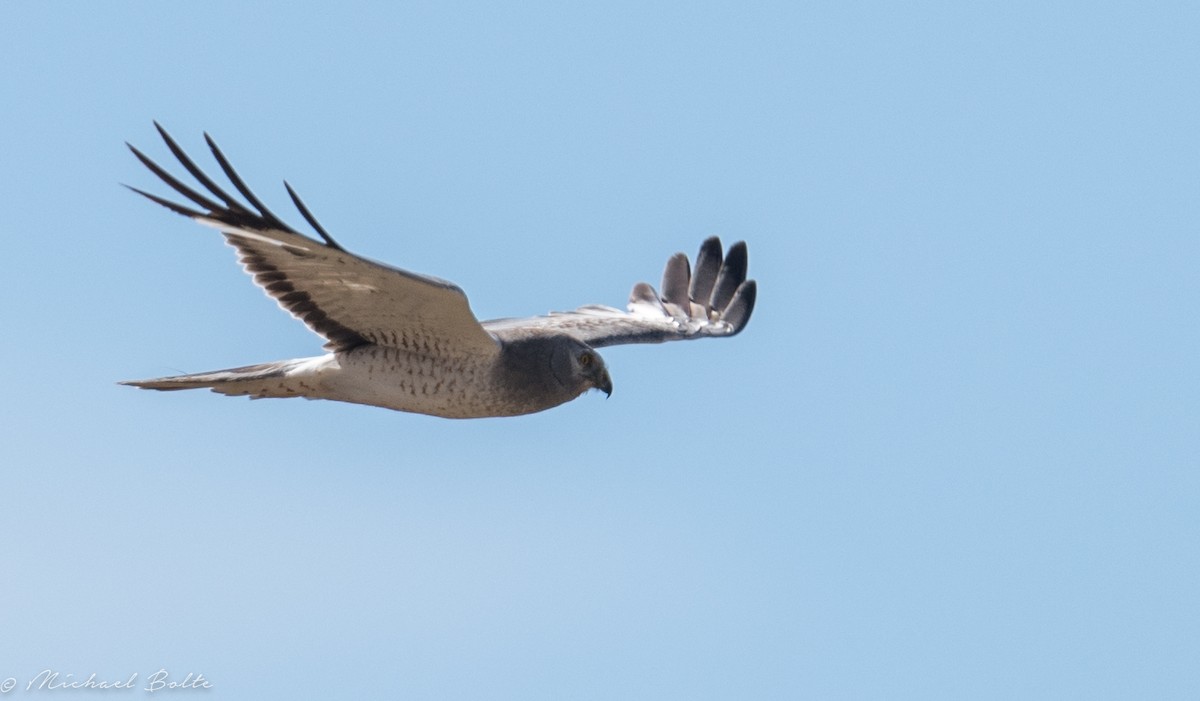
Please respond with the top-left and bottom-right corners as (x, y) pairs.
(1, 2), (1197, 698)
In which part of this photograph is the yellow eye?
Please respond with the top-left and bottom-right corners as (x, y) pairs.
(579, 352), (593, 367)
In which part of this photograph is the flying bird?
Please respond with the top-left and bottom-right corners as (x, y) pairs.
(121, 125), (757, 418)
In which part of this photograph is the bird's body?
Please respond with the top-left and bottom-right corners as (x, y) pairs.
(122, 125), (756, 418)
(135, 335), (606, 418)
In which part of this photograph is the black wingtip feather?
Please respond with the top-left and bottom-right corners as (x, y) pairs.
(130, 124), (350, 250)
(127, 142), (225, 213)
(710, 241), (748, 312)
(285, 181), (345, 251)
(154, 123), (251, 215)
(689, 236), (723, 310)
(661, 253), (691, 311)
(123, 184), (206, 219)
(722, 279), (756, 334)
(203, 132), (290, 232)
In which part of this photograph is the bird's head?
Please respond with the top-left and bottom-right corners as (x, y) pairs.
(552, 338), (612, 398)
(575, 346), (613, 397)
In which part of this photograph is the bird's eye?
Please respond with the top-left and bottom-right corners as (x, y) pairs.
(579, 352), (593, 367)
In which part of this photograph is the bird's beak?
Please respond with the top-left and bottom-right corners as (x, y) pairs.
(594, 368), (613, 397)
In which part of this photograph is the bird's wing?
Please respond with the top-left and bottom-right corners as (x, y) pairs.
(482, 237), (756, 348)
(127, 124), (499, 356)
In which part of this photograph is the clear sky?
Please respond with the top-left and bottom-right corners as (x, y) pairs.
(1, 2), (1197, 698)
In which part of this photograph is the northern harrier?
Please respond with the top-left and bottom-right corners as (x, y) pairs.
(122, 125), (757, 418)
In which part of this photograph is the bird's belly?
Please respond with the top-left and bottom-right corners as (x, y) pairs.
(323, 346), (521, 418)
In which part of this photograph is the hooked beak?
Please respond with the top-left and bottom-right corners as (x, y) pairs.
(594, 367), (613, 397)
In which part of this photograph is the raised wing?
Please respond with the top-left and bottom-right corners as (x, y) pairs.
(127, 124), (499, 357)
(483, 237), (756, 348)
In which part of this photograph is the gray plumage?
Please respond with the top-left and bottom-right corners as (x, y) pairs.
(121, 125), (757, 418)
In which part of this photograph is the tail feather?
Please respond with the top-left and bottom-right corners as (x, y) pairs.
(120, 358), (319, 399)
